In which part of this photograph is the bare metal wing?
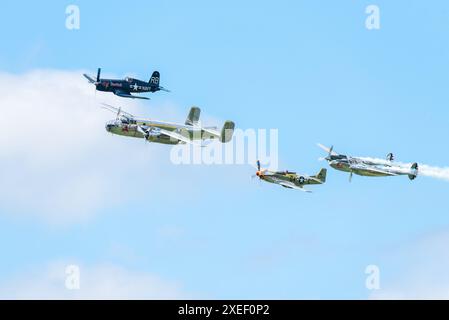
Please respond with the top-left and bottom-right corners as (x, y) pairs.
(351, 164), (398, 176)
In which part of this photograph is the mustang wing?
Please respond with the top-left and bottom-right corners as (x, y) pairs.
(278, 181), (312, 193)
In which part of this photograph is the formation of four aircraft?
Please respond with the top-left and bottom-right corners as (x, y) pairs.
(84, 68), (419, 193)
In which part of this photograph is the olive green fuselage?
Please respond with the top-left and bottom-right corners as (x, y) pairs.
(105, 118), (215, 145)
(261, 171), (321, 187)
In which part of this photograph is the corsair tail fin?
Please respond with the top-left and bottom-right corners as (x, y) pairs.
(149, 71), (160, 86)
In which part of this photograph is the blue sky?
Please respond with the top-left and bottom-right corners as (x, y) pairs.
(0, 0), (449, 299)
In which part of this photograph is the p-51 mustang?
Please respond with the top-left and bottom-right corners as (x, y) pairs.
(253, 160), (327, 192)
(103, 104), (235, 145)
(318, 144), (418, 182)
(83, 68), (169, 100)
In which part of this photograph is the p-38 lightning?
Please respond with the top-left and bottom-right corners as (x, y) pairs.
(102, 104), (235, 145)
(318, 144), (418, 182)
(253, 160), (327, 192)
(83, 68), (169, 100)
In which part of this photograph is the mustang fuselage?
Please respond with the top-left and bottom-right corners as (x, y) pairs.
(256, 168), (327, 191)
(258, 171), (316, 186)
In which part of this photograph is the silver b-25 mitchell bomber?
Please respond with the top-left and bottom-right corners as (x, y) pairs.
(102, 104), (235, 145)
(253, 160), (327, 192)
(318, 144), (418, 182)
(83, 68), (169, 100)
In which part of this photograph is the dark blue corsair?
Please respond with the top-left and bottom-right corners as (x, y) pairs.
(83, 68), (169, 100)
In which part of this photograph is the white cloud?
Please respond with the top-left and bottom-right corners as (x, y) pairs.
(0, 261), (190, 299)
(371, 230), (449, 299)
(0, 70), (172, 225)
(0, 69), (243, 225)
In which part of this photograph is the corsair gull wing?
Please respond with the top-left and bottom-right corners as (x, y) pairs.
(114, 90), (150, 100)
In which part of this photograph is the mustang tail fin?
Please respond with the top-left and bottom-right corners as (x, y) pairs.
(220, 121), (235, 143)
(313, 168), (327, 183)
(408, 163), (418, 180)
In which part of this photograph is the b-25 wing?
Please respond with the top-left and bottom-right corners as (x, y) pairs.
(137, 125), (202, 146)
